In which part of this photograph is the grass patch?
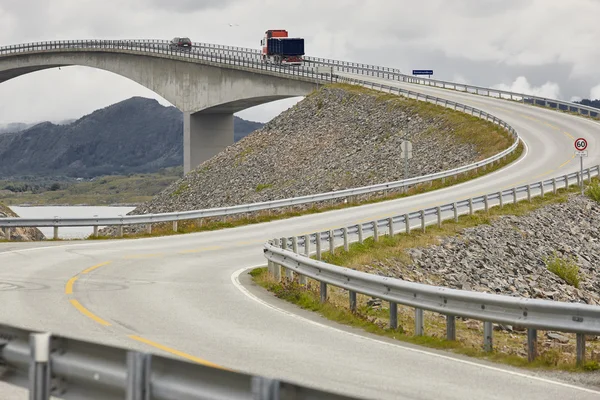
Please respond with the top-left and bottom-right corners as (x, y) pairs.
(85, 142), (524, 240)
(544, 251), (581, 288)
(255, 183), (274, 192)
(251, 268), (599, 371)
(586, 181), (600, 202)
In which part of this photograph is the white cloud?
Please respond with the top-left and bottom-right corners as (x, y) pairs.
(590, 84), (600, 100)
(492, 76), (561, 100)
(570, 96), (582, 102)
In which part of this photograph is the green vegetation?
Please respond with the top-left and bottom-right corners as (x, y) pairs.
(0, 167), (182, 206)
(585, 180), (600, 202)
(544, 251), (582, 288)
(255, 183), (274, 192)
(251, 268), (599, 372)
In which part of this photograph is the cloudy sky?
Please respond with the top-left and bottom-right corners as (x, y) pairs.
(0, 0), (599, 125)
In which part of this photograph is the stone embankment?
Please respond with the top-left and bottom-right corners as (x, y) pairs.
(100, 84), (512, 236)
(366, 194), (600, 305)
(0, 203), (45, 241)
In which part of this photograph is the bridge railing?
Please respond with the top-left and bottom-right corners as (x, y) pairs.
(3, 38), (598, 119)
(264, 164), (600, 366)
(0, 72), (519, 237)
(183, 41), (600, 119)
(0, 323), (359, 400)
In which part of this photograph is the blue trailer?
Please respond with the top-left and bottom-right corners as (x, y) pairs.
(261, 30), (304, 65)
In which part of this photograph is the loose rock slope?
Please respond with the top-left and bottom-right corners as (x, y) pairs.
(131, 84), (512, 216)
(0, 203), (45, 241)
(367, 194), (600, 305)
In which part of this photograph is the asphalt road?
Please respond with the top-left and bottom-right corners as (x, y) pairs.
(1, 77), (599, 399)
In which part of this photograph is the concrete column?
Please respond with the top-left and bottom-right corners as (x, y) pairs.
(184, 111), (234, 173)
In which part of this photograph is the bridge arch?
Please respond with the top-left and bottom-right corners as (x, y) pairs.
(0, 51), (314, 172)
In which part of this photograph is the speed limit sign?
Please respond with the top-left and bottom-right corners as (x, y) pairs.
(575, 138), (588, 151)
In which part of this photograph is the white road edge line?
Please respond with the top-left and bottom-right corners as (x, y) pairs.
(231, 265), (600, 395)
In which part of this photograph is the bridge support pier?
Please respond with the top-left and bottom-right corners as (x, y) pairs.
(184, 111), (234, 174)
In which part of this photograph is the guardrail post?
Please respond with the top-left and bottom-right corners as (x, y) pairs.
(388, 217), (394, 237)
(93, 226), (99, 237)
(373, 222), (379, 242)
(146, 224), (152, 235)
(527, 329), (537, 362)
(349, 291), (357, 312)
(117, 226), (123, 237)
(390, 302), (398, 329)
(552, 178), (557, 194)
(414, 309), (424, 336)
(320, 281), (327, 303)
(453, 202), (459, 222)
(483, 321), (493, 352)
(527, 184), (532, 202)
(328, 230), (335, 255)
(498, 191), (504, 208)
(126, 351), (149, 400)
(564, 174), (569, 189)
(3, 227), (10, 241)
(173, 220), (178, 232)
(357, 224), (364, 244)
(587, 167), (592, 184)
(316, 233), (322, 260)
(540, 181), (545, 197)
(421, 210), (426, 232)
(484, 195), (489, 212)
(404, 214), (410, 234)
(281, 237), (293, 280)
(469, 199), (474, 215)
(29, 332), (51, 400)
(512, 187), (518, 204)
(445, 316), (456, 341)
(437, 207), (442, 228)
(343, 228), (349, 251)
(53, 226), (59, 240)
(273, 238), (281, 282)
(576, 333), (586, 367)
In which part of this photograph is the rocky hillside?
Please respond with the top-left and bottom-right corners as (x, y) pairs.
(131, 84), (513, 215)
(0, 98), (263, 178)
(0, 203), (45, 241)
(368, 194), (599, 305)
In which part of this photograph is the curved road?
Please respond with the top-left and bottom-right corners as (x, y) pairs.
(1, 76), (599, 399)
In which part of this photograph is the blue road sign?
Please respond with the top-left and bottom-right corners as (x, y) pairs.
(412, 70), (433, 75)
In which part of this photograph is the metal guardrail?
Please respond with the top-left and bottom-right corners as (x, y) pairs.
(187, 41), (600, 119)
(264, 164), (600, 365)
(0, 323), (360, 400)
(0, 41), (520, 237)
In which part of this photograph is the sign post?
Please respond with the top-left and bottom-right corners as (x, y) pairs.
(400, 140), (413, 179)
(574, 138), (588, 195)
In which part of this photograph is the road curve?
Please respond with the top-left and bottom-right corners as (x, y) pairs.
(1, 77), (599, 399)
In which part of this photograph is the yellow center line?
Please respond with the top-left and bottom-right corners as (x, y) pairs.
(559, 154), (575, 168)
(65, 262), (223, 369)
(129, 335), (227, 370)
(65, 276), (78, 295)
(82, 261), (112, 274)
(69, 299), (112, 326)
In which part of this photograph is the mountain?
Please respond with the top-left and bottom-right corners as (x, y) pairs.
(0, 98), (264, 178)
(575, 99), (600, 109)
